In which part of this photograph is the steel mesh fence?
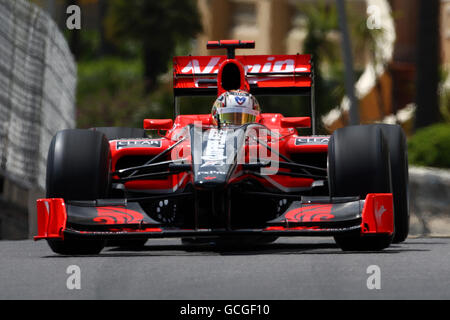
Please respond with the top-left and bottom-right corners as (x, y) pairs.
(0, 0), (76, 190)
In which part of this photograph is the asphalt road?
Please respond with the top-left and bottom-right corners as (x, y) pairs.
(0, 237), (449, 300)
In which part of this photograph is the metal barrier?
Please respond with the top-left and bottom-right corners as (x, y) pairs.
(0, 0), (76, 190)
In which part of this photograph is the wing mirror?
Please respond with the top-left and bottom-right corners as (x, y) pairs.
(143, 119), (173, 130)
(280, 117), (311, 128)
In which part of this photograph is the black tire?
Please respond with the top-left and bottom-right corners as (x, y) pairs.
(92, 127), (147, 140)
(328, 125), (393, 251)
(46, 129), (110, 255)
(46, 129), (111, 200)
(92, 127), (149, 249)
(376, 124), (409, 243)
(47, 239), (106, 255)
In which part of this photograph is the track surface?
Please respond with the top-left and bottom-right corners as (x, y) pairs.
(1, 237), (449, 300)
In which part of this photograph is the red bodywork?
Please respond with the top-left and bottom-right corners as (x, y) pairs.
(35, 40), (394, 244)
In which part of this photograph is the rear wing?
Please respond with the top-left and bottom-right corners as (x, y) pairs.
(173, 54), (313, 97)
(171, 40), (316, 134)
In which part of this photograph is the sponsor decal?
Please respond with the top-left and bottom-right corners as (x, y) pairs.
(181, 57), (222, 74)
(249, 57), (303, 73)
(285, 204), (334, 222)
(94, 207), (144, 224)
(201, 129), (227, 165)
(230, 90), (249, 96)
(295, 137), (330, 145)
(116, 139), (162, 150)
(198, 170), (227, 175)
(178, 56), (308, 75)
(200, 160), (225, 167)
(375, 204), (386, 219)
(235, 96), (246, 105)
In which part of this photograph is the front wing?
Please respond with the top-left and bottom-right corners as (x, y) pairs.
(34, 194), (393, 241)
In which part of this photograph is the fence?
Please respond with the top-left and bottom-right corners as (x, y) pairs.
(0, 0), (76, 190)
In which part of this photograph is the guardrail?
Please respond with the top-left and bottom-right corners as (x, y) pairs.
(0, 0), (76, 239)
(409, 166), (450, 237)
(0, 0), (76, 190)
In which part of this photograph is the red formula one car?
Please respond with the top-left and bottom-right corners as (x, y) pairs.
(35, 40), (409, 254)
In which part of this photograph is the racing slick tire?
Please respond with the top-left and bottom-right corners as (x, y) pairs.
(46, 129), (110, 255)
(375, 124), (409, 243)
(92, 126), (148, 249)
(92, 127), (147, 140)
(328, 125), (394, 251)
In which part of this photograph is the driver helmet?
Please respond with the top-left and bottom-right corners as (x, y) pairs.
(211, 90), (261, 126)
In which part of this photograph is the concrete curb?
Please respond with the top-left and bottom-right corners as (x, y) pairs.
(409, 166), (450, 237)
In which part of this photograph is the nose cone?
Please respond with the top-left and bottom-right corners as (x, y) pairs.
(193, 159), (232, 190)
(190, 126), (245, 190)
(193, 171), (228, 190)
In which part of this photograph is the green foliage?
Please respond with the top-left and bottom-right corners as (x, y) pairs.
(76, 57), (171, 128)
(441, 95), (450, 123)
(74, 0), (203, 128)
(77, 57), (142, 96)
(105, 0), (201, 42)
(62, 29), (101, 61)
(347, 6), (385, 68)
(105, 0), (202, 91)
(301, 2), (339, 59)
(130, 84), (175, 125)
(298, 2), (345, 133)
(408, 123), (450, 168)
(439, 89), (450, 123)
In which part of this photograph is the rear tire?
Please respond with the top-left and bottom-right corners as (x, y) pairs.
(328, 125), (393, 251)
(46, 129), (110, 255)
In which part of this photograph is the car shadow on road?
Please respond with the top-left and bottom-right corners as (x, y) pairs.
(90, 239), (430, 257)
(41, 238), (432, 258)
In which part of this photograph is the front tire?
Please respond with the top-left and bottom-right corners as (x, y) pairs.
(328, 125), (393, 251)
(376, 124), (409, 243)
(93, 126), (149, 249)
(46, 129), (110, 255)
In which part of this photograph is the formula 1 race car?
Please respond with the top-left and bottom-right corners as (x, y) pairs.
(35, 40), (409, 254)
